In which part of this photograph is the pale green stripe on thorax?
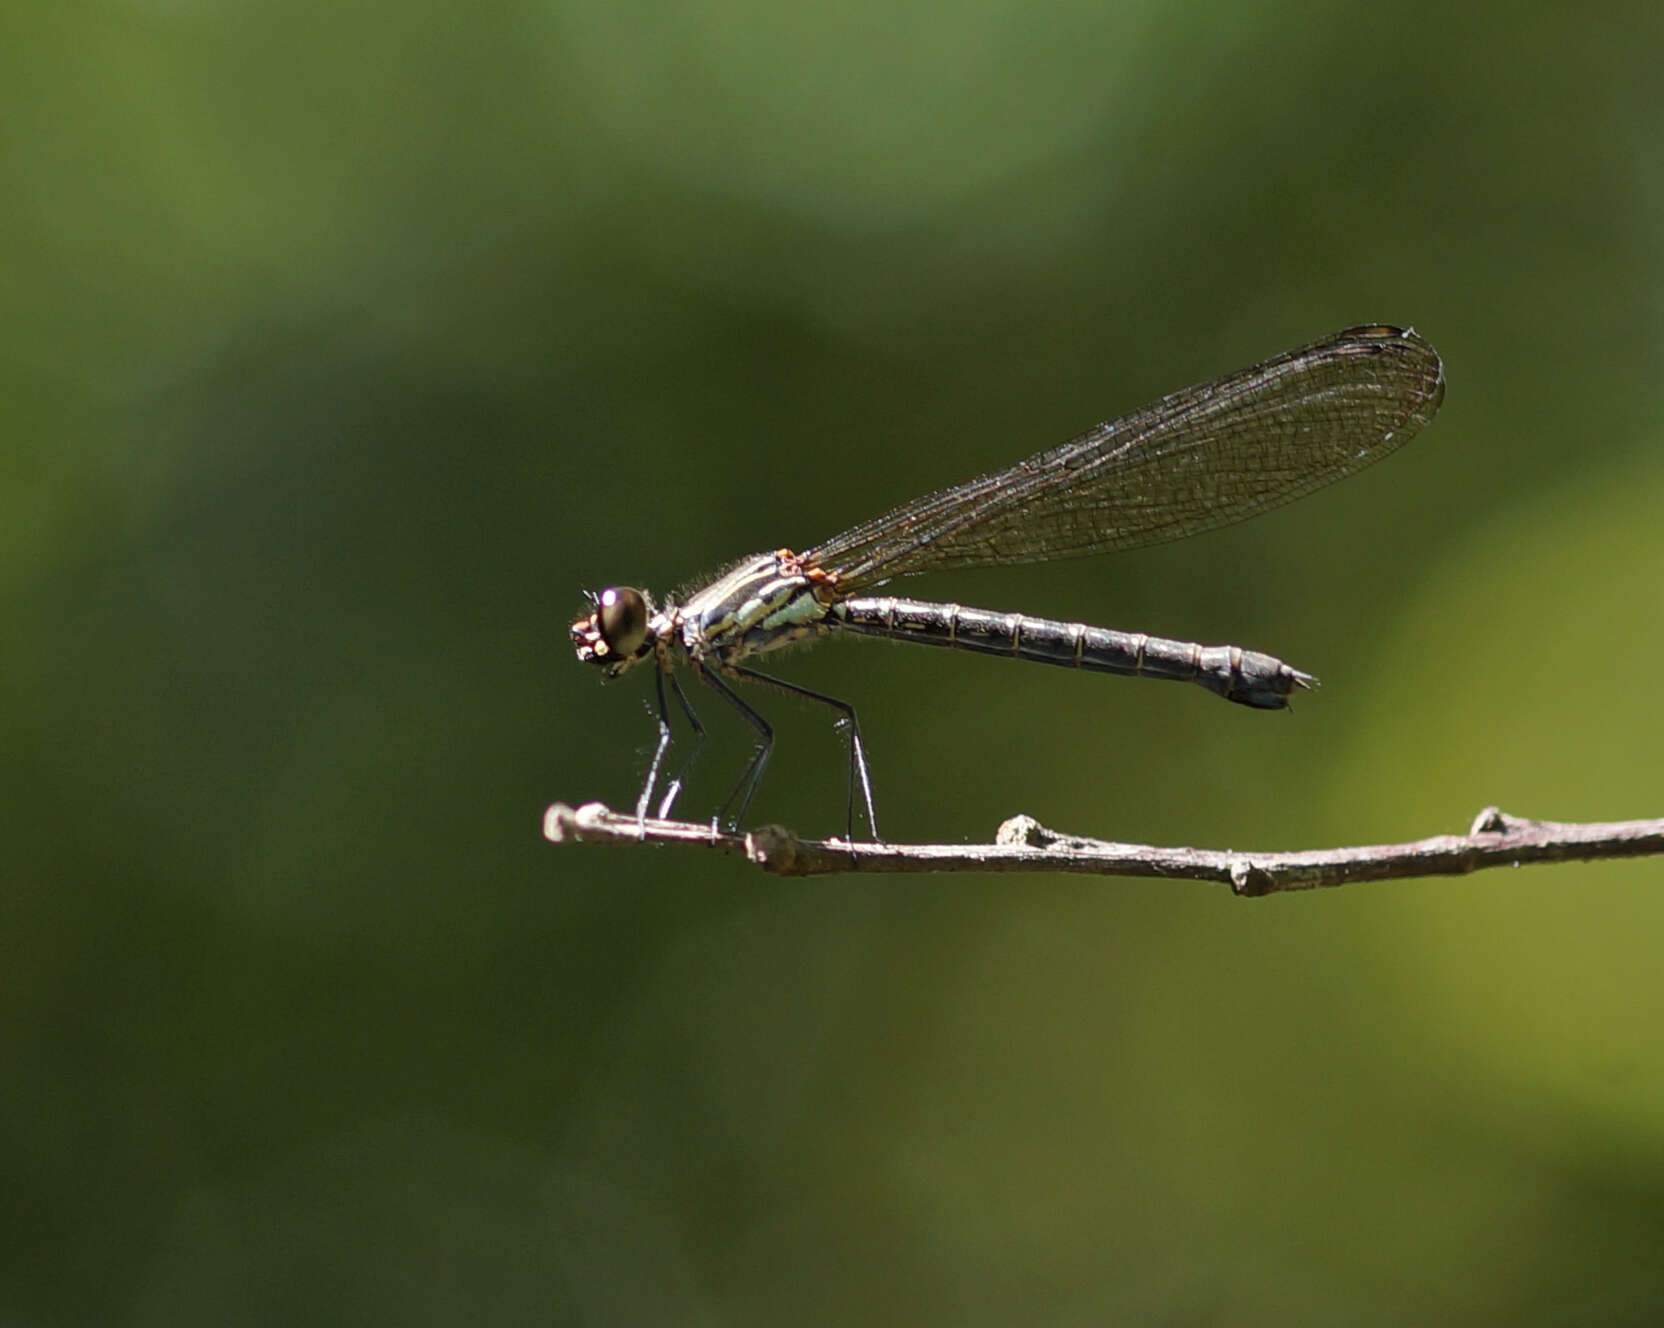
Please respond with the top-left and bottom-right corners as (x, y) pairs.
(681, 552), (830, 660)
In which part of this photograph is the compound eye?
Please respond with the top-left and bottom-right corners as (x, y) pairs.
(596, 587), (649, 656)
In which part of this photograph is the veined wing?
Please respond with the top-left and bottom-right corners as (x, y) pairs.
(805, 325), (1444, 590)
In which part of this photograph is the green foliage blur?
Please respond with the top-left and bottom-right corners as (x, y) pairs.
(7, 2), (1664, 1322)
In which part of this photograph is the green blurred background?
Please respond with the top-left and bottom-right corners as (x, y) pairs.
(7, 1), (1664, 1322)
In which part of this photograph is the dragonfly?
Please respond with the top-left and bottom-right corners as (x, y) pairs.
(571, 324), (1445, 841)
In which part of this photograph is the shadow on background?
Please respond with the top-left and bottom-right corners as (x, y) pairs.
(6, 2), (1664, 1322)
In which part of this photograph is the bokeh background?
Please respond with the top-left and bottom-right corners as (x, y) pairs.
(7, 2), (1664, 1322)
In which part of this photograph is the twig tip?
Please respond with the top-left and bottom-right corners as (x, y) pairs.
(543, 801), (612, 843)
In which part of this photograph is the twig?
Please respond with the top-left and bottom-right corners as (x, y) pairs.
(543, 803), (1664, 895)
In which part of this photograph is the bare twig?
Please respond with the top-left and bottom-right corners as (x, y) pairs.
(543, 802), (1664, 895)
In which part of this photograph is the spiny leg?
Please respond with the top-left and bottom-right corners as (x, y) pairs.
(635, 666), (679, 830)
(655, 671), (706, 820)
(696, 666), (774, 832)
(722, 663), (879, 843)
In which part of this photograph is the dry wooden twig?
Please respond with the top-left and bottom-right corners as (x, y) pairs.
(543, 802), (1664, 895)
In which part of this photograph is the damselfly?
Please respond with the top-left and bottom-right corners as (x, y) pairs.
(572, 324), (1444, 840)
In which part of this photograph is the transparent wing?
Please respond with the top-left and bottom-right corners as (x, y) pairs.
(805, 325), (1444, 590)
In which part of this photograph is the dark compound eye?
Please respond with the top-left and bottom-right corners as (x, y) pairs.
(596, 587), (649, 656)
